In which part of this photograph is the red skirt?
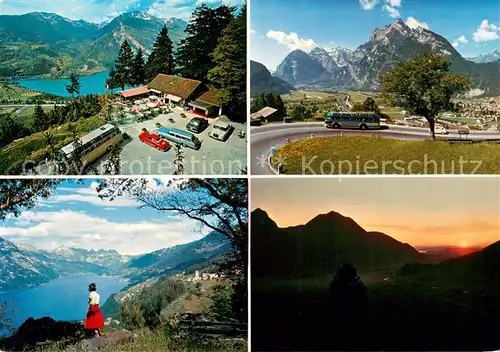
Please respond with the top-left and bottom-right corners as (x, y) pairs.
(85, 305), (105, 329)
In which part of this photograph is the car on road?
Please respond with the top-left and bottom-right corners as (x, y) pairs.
(186, 117), (209, 133)
(209, 120), (233, 141)
(435, 125), (448, 134)
(139, 131), (170, 151)
(157, 127), (202, 150)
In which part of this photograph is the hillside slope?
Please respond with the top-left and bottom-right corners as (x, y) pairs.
(251, 208), (422, 279)
(0, 11), (187, 77)
(250, 60), (295, 96)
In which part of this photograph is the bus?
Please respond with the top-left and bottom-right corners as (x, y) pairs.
(324, 112), (380, 130)
(60, 124), (123, 168)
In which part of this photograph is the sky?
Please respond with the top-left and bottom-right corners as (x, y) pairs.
(0, 179), (211, 255)
(250, 0), (500, 71)
(0, 0), (243, 22)
(251, 177), (500, 249)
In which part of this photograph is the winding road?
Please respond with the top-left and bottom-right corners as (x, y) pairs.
(250, 122), (500, 175)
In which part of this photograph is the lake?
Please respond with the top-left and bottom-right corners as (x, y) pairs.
(15, 71), (118, 97)
(0, 275), (127, 328)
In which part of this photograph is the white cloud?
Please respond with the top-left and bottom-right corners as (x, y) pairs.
(452, 35), (468, 48)
(266, 30), (317, 52)
(386, 0), (401, 6)
(147, 0), (194, 20)
(473, 19), (500, 42)
(405, 16), (429, 30)
(2, 210), (206, 255)
(359, 0), (380, 10)
(383, 4), (400, 18)
(50, 184), (138, 207)
(196, 0), (221, 3)
(3, 0), (140, 23)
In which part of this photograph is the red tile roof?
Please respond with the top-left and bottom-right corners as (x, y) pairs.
(118, 85), (150, 98)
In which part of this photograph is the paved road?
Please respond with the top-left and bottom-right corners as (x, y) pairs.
(0, 104), (66, 107)
(250, 122), (500, 175)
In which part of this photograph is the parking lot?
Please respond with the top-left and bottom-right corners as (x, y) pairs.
(95, 109), (247, 175)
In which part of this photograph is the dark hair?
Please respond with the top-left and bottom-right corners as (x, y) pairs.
(88, 283), (96, 292)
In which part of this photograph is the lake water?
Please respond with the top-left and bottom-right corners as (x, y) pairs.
(15, 71), (117, 97)
(0, 275), (127, 328)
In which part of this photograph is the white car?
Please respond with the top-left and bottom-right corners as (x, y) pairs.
(435, 125), (448, 135)
(208, 120), (233, 141)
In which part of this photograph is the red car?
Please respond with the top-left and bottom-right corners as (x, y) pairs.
(139, 131), (169, 151)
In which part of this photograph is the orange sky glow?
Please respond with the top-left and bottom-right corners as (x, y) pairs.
(251, 177), (500, 249)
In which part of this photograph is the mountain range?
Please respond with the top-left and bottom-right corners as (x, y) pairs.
(251, 208), (423, 279)
(0, 231), (231, 292)
(250, 60), (296, 96)
(0, 11), (187, 78)
(266, 19), (500, 95)
(467, 49), (500, 64)
(397, 241), (500, 289)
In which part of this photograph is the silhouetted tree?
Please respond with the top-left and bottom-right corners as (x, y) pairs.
(330, 262), (368, 306)
(329, 262), (369, 348)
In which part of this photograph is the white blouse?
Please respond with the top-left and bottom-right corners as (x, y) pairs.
(89, 291), (100, 305)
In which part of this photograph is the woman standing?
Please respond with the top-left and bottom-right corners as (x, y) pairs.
(84, 283), (105, 337)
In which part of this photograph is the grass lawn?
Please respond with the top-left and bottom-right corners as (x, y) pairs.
(0, 116), (104, 174)
(273, 136), (500, 174)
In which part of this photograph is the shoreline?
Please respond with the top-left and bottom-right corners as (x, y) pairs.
(5, 68), (107, 83)
(0, 274), (129, 295)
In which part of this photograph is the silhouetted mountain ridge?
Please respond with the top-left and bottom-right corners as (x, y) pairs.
(251, 209), (422, 279)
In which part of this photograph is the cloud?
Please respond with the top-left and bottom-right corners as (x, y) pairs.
(386, 0), (401, 6)
(366, 219), (499, 240)
(147, 0), (195, 20)
(266, 30), (317, 52)
(452, 35), (468, 48)
(473, 19), (500, 42)
(3, 0), (141, 23)
(359, 0), (380, 10)
(405, 16), (429, 30)
(2, 210), (207, 255)
(50, 183), (138, 207)
(383, 4), (400, 18)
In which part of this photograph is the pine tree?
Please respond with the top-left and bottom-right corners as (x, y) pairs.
(113, 40), (134, 90)
(146, 26), (174, 81)
(208, 4), (246, 120)
(132, 48), (146, 86)
(106, 67), (119, 90)
(33, 103), (47, 132)
(175, 4), (235, 80)
(65, 72), (81, 99)
(329, 262), (368, 313)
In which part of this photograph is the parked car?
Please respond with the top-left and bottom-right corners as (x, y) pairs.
(435, 125), (448, 135)
(139, 131), (170, 151)
(186, 117), (209, 133)
(208, 120), (233, 141)
(157, 127), (202, 150)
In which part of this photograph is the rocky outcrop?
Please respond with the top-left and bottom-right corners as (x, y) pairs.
(80, 331), (136, 352)
(0, 317), (83, 351)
